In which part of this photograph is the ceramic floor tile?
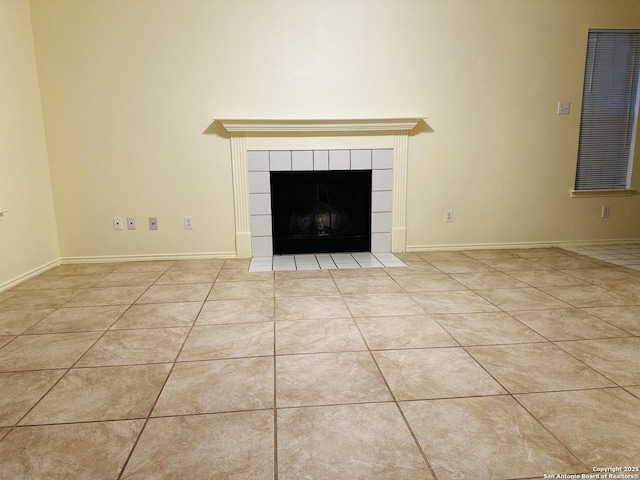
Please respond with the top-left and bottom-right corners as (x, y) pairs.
(276, 295), (351, 320)
(556, 337), (640, 385)
(433, 312), (546, 345)
(196, 298), (274, 325)
(387, 262), (442, 275)
(208, 280), (273, 300)
(13, 273), (106, 290)
(136, 283), (211, 303)
(394, 252), (426, 262)
(417, 251), (468, 262)
(516, 388), (640, 468)
(276, 318), (367, 354)
(95, 271), (163, 287)
(333, 275), (403, 294)
(480, 258), (552, 271)
(343, 293), (425, 316)
(0, 309), (54, 335)
(276, 351), (392, 407)
(601, 282), (640, 302)
(21, 364), (171, 425)
(0, 289), (79, 310)
(3, 255), (639, 479)
(168, 258), (225, 271)
(152, 357), (273, 416)
(540, 285), (637, 308)
(0, 332), (102, 372)
(582, 306), (640, 335)
(113, 261), (174, 273)
(154, 270), (219, 284)
(329, 267), (388, 278)
(400, 396), (585, 480)
(410, 290), (500, 314)
(449, 271), (529, 289)
(626, 385), (640, 399)
(507, 270), (590, 287)
(223, 258), (252, 269)
(561, 268), (640, 284)
(355, 315), (458, 350)
(461, 249), (520, 260)
(509, 248), (569, 258)
(275, 269), (332, 280)
(392, 274), (466, 292)
(533, 257), (601, 269)
(0, 370), (66, 426)
(0, 420), (144, 480)
(277, 403), (433, 480)
(216, 269), (273, 282)
(110, 302), (201, 329)
(374, 348), (506, 400)
(76, 327), (189, 367)
(44, 264), (121, 275)
(64, 286), (148, 307)
(178, 322), (273, 361)
(475, 288), (571, 311)
(275, 278), (339, 297)
(121, 411), (273, 480)
(510, 308), (630, 341)
(26, 305), (128, 334)
(467, 343), (614, 393)
(0, 291), (15, 303)
(428, 258), (496, 274)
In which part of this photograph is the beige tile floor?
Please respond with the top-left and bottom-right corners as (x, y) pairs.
(0, 248), (639, 479)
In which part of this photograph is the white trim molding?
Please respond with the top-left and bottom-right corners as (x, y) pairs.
(0, 258), (61, 293)
(407, 238), (640, 252)
(570, 189), (637, 198)
(217, 118), (425, 257)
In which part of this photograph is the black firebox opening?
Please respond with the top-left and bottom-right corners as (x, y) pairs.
(270, 170), (372, 254)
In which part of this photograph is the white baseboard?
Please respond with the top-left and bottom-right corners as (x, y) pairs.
(406, 238), (640, 252)
(60, 252), (237, 264)
(0, 258), (62, 293)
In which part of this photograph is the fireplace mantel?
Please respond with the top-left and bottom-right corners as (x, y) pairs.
(216, 118), (424, 134)
(216, 117), (426, 258)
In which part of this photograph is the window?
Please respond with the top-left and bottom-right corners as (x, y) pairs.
(575, 30), (640, 190)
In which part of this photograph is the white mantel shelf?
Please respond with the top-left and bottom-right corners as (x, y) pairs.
(216, 118), (425, 134)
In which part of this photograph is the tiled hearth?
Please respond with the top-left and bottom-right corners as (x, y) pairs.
(249, 252), (407, 272)
(0, 246), (639, 478)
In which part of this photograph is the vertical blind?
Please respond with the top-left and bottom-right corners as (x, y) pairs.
(575, 30), (640, 190)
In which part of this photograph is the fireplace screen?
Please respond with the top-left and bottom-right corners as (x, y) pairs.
(270, 170), (372, 254)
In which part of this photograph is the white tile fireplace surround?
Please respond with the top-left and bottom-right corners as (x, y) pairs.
(248, 148), (394, 257)
(216, 118), (425, 258)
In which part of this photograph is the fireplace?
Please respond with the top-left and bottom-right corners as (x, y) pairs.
(270, 170), (372, 254)
(215, 117), (424, 258)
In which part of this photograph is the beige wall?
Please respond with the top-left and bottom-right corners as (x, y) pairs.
(27, 0), (640, 261)
(0, 0), (59, 289)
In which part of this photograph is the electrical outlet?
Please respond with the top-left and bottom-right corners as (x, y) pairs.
(149, 217), (158, 230)
(601, 206), (610, 218)
(557, 102), (571, 115)
(127, 217), (136, 230)
(184, 216), (193, 230)
(445, 210), (454, 222)
(113, 217), (123, 230)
